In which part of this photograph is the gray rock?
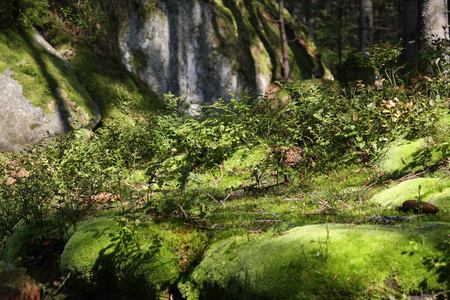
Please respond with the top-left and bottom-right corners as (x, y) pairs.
(0, 72), (69, 152)
(0, 31), (101, 152)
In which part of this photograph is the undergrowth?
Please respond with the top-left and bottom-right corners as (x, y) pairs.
(0, 42), (449, 297)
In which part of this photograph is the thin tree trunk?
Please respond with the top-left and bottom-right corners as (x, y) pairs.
(279, 0), (290, 81)
(359, 0), (373, 55)
(338, 0), (344, 66)
(403, 0), (419, 62)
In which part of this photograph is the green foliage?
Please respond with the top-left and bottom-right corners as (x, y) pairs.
(363, 43), (404, 86)
(54, 0), (106, 44)
(415, 38), (450, 76)
(0, 0), (49, 31)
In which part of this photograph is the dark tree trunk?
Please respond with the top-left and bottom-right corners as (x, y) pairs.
(279, 0), (290, 81)
(403, 0), (419, 61)
(338, 0), (344, 66)
(359, 0), (373, 55)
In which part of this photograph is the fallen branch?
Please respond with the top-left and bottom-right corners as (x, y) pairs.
(298, 212), (338, 216)
(254, 219), (282, 223)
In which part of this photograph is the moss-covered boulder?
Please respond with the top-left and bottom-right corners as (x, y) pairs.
(183, 223), (450, 299)
(1, 220), (74, 282)
(0, 28), (101, 152)
(60, 217), (202, 299)
(374, 138), (446, 178)
(369, 178), (450, 212)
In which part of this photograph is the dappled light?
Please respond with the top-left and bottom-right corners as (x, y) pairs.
(0, 0), (449, 299)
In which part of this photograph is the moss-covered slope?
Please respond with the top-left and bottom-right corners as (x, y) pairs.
(369, 178), (450, 212)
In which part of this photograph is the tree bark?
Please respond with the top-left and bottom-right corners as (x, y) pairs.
(359, 0), (373, 55)
(419, 0), (448, 46)
(279, 0), (290, 81)
(338, 0), (344, 66)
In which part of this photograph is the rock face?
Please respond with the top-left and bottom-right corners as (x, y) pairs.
(0, 30), (101, 152)
(119, 0), (328, 113)
(120, 0), (245, 114)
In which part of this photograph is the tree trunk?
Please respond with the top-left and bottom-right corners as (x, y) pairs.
(403, 0), (419, 61)
(359, 0), (373, 55)
(419, 0), (448, 46)
(338, 0), (344, 66)
(279, 0), (290, 81)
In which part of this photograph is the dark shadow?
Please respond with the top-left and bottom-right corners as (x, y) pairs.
(167, 1), (181, 97)
(285, 25), (316, 79)
(17, 27), (72, 132)
(220, 0), (257, 86)
(245, 2), (279, 82)
(416, 225), (449, 289)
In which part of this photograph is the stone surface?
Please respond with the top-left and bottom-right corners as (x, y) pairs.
(119, 0), (246, 114)
(0, 30), (101, 152)
(0, 73), (68, 152)
(118, 0), (328, 114)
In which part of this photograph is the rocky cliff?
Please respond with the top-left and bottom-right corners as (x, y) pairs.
(118, 0), (330, 113)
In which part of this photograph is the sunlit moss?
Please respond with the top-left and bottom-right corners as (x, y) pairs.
(185, 223), (449, 299)
(370, 177), (450, 211)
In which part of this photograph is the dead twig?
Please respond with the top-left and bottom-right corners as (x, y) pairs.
(202, 190), (233, 219)
(210, 164), (224, 186)
(178, 204), (189, 219)
(254, 219), (282, 223)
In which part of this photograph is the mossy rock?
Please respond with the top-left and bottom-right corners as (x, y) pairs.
(183, 223), (449, 299)
(0, 29), (101, 151)
(369, 178), (450, 212)
(1, 221), (78, 282)
(60, 217), (187, 298)
(374, 138), (446, 178)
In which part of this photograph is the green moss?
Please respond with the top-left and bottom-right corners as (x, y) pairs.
(66, 43), (162, 121)
(0, 28), (98, 127)
(59, 217), (118, 293)
(1, 224), (35, 264)
(186, 223), (449, 299)
(374, 138), (445, 178)
(369, 178), (450, 211)
(29, 123), (39, 130)
(60, 217), (190, 298)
